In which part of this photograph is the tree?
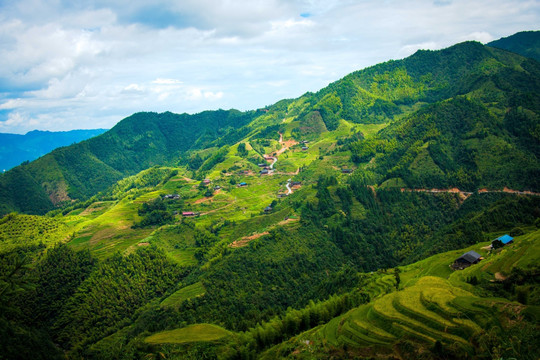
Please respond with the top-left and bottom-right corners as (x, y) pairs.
(237, 143), (248, 157)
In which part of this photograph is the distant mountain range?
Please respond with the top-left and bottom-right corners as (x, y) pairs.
(0, 129), (107, 172)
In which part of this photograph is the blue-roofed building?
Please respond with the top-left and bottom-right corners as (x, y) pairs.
(497, 234), (514, 244)
(491, 234), (514, 249)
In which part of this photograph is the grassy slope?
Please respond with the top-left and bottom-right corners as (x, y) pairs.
(145, 324), (231, 344)
(160, 282), (205, 309)
(262, 229), (540, 359)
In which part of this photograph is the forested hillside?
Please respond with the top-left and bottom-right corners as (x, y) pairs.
(0, 33), (539, 359)
(488, 30), (540, 61)
(0, 110), (256, 215)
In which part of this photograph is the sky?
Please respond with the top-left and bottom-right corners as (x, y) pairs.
(0, 0), (538, 134)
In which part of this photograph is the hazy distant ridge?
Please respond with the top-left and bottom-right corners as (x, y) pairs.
(0, 129), (107, 172)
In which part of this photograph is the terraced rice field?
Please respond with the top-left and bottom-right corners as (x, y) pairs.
(321, 276), (490, 353)
(160, 281), (205, 309)
(145, 324), (231, 344)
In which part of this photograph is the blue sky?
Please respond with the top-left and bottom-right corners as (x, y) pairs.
(0, 0), (538, 133)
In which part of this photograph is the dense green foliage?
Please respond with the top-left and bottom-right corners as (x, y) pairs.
(54, 246), (184, 351)
(0, 249), (63, 360)
(0, 213), (73, 254)
(133, 197), (174, 228)
(488, 30), (540, 61)
(373, 97), (540, 190)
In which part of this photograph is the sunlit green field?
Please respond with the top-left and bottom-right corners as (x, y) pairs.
(145, 324), (231, 344)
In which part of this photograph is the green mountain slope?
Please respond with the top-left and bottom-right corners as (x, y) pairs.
(488, 30), (540, 61)
(2, 39), (540, 217)
(261, 230), (540, 359)
(0, 110), (256, 215)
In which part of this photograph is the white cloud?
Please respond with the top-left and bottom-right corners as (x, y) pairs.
(460, 31), (495, 44)
(398, 42), (441, 58)
(204, 91), (224, 100)
(152, 78), (183, 85)
(122, 83), (145, 94)
(0, 0), (538, 133)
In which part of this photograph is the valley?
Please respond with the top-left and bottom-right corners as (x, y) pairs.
(0, 32), (539, 360)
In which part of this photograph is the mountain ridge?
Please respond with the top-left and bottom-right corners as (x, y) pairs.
(2, 38), (539, 216)
(487, 30), (540, 61)
(0, 128), (107, 172)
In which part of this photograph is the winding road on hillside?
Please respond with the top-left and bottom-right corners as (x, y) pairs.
(263, 132), (299, 173)
(286, 179), (292, 195)
(401, 187), (540, 200)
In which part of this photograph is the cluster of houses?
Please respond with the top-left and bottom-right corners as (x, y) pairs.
(163, 194), (180, 200)
(452, 234), (514, 270)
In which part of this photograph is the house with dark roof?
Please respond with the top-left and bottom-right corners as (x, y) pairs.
(163, 194), (180, 200)
(341, 169), (353, 174)
(452, 250), (483, 270)
(260, 169), (269, 175)
(491, 234), (514, 249)
(264, 206), (273, 213)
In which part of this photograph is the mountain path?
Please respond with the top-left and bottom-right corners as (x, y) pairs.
(401, 187), (540, 200)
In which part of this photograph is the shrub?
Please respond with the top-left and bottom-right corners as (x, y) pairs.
(509, 227), (524, 237)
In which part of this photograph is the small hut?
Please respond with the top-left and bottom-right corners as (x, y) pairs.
(491, 234), (514, 249)
(452, 250), (482, 270)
